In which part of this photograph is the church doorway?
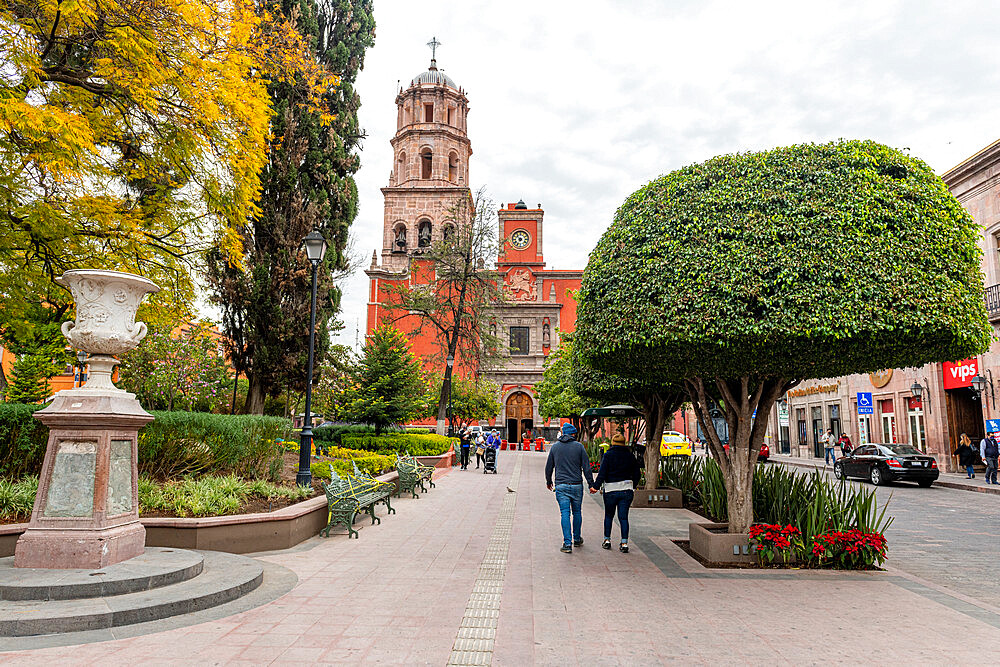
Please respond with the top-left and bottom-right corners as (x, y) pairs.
(505, 391), (533, 443)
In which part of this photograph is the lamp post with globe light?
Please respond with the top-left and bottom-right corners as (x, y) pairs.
(446, 353), (454, 437)
(297, 230), (328, 488)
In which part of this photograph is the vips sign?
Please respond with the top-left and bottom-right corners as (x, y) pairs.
(942, 358), (979, 390)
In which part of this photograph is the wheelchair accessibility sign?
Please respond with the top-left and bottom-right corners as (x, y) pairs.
(857, 392), (873, 415)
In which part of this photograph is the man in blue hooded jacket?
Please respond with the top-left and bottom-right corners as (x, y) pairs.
(545, 423), (596, 553)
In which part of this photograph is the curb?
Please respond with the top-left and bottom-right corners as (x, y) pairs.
(771, 456), (1000, 496)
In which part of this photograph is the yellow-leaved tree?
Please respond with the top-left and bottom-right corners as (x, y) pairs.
(0, 0), (337, 331)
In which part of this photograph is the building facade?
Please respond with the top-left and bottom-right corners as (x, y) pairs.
(364, 53), (582, 439)
(775, 139), (1000, 472)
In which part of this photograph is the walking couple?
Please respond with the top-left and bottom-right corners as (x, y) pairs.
(545, 424), (641, 554)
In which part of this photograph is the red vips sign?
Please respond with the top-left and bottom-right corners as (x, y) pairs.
(943, 358), (979, 390)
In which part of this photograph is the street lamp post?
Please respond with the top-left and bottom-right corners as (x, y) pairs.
(75, 350), (88, 388)
(297, 230), (328, 488)
(446, 353), (454, 437)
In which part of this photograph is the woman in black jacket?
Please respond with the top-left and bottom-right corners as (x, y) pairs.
(590, 432), (641, 552)
(954, 433), (976, 479)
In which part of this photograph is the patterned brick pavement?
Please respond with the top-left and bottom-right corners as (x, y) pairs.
(2, 451), (1000, 664)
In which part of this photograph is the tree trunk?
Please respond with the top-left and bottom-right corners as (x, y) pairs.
(244, 374), (266, 415)
(642, 396), (668, 490)
(684, 375), (795, 534)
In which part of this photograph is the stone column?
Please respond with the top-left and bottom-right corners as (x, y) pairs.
(14, 270), (159, 569)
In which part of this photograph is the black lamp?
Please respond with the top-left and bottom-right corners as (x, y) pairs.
(296, 230), (328, 488)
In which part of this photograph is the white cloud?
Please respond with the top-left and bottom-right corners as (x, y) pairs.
(333, 0), (1000, 348)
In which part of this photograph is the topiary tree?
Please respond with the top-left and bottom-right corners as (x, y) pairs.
(341, 324), (428, 433)
(570, 337), (684, 489)
(576, 140), (990, 532)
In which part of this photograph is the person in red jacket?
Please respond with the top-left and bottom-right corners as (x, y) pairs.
(837, 432), (853, 457)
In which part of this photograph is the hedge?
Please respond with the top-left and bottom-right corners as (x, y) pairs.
(0, 404), (47, 477)
(310, 447), (395, 480)
(341, 433), (457, 456)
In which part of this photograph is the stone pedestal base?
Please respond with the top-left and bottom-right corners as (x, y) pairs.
(14, 522), (146, 570)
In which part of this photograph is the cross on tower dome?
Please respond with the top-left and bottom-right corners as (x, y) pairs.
(427, 36), (441, 69)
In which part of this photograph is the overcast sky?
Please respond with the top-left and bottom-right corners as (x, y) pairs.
(331, 0), (1000, 349)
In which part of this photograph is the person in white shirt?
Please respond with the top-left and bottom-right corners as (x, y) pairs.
(823, 429), (837, 466)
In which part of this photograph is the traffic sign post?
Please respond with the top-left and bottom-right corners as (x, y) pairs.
(986, 419), (1000, 433)
(857, 392), (873, 415)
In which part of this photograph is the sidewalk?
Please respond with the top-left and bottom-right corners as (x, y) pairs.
(2, 451), (1000, 664)
(769, 451), (1000, 495)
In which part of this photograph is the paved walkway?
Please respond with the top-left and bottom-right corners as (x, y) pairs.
(3, 451), (1000, 664)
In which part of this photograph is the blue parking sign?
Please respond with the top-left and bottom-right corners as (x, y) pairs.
(986, 419), (1000, 433)
(857, 392), (873, 415)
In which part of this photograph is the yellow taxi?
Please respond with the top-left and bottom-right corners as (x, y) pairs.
(660, 431), (693, 457)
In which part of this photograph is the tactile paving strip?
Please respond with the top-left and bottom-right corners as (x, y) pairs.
(447, 454), (523, 666)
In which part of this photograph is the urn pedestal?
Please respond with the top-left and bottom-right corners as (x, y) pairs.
(13, 269), (159, 570)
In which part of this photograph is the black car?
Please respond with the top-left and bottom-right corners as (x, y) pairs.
(834, 443), (939, 487)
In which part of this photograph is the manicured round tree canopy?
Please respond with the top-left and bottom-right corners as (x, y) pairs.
(576, 140), (990, 380)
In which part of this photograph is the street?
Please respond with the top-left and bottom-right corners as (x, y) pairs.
(771, 457), (1000, 608)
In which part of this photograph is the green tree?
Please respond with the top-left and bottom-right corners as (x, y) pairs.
(381, 188), (506, 435)
(569, 336), (684, 487)
(1, 302), (71, 403)
(424, 373), (501, 427)
(576, 140), (990, 531)
(341, 325), (427, 433)
(207, 0), (375, 414)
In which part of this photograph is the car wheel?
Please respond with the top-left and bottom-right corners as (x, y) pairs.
(869, 465), (883, 486)
(833, 462), (844, 480)
(917, 479), (934, 488)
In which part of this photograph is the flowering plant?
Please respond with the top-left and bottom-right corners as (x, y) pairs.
(808, 529), (887, 569)
(748, 523), (802, 564)
(589, 461), (601, 474)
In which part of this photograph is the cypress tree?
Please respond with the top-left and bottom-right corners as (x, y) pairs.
(208, 0), (375, 413)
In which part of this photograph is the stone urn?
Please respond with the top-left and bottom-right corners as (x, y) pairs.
(14, 270), (160, 569)
(58, 269), (159, 391)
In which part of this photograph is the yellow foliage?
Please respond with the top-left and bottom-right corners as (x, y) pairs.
(0, 0), (338, 325)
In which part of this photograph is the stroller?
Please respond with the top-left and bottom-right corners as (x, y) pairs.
(482, 446), (497, 474)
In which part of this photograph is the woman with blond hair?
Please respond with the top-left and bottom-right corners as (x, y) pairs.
(954, 433), (976, 479)
(590, 432), (641, 553)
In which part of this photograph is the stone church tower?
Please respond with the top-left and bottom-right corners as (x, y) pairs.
(369, 40), (472, 275)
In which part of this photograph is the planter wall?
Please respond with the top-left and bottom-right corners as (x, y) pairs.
(633, 487), (683, 508)
(0, 455), (452, 557)
(688, 521), (756, 565)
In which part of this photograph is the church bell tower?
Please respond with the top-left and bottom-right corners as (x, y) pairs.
(372, 37), (473, 273)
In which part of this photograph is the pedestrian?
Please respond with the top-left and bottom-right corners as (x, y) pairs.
(954, 433), (976, 479)
(980, 432), (999, 485)
(459, 426), (472, 470)
(590, 432), (641, 553)
(487, 429), (500, 473)
(475, 431), (486, 469)
(823, 429), (837, 466)
(545, 423), (596, 553)
(838, 431), (853, 457)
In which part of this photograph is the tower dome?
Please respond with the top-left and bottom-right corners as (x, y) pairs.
(411, 36), (459, 90)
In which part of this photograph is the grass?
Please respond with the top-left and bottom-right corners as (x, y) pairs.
(0, 476), (38, 521)
(138, 475), (312, 517)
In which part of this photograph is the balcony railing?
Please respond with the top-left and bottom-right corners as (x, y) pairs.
(986, 283), (1000, 320)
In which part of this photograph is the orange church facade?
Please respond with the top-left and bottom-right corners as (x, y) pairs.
(364, 53), (582, 440)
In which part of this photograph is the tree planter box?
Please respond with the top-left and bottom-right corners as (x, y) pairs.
(633, 488), (683, 508)
(688, 522), (756, 565)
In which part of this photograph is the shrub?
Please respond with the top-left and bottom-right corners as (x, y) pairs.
(310, 450), (395, 480)
(137, 474), (310, 517)
(312, 424), (383, 449)
(0, 403), (47, 477)
(748, 523), (802, 565)
(0, 476), (39, 522)
(341, 433), (456, 456)
(809, 530), (888, 569)
(139, 412), (291, 480)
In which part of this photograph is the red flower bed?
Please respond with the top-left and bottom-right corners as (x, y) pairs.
(748, 523), (801, 564)
(809, 529), (887, 569)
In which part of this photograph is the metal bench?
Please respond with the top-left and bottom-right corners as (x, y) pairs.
(319, 464), (394, 538)
(395, 459), (424, 499)
(399, 453), (436, 489)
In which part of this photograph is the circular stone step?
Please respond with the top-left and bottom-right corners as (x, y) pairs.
(0, 550), (263, 637)
(0, 547), (204, 601)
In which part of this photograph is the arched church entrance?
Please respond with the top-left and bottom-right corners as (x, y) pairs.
(506, 391), (533, 443)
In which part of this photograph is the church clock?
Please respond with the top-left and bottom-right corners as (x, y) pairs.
(510, 229), (531, 250)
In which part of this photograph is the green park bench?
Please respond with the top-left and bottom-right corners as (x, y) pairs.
(399, 452), (436, 489)
(319, 463), (395, 539)
(395, 459), (425, 499)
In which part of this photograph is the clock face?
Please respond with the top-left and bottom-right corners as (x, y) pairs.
(510, 229), (531, 250)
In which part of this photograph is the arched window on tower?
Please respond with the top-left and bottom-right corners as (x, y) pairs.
(397, 151), (406, 183)
(418, 220), (432, 248)
(443, 224), (456, 242)
(420, 148), (433, 179)
(448, 152), (458, 182)
(393, 224), (407, 253)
